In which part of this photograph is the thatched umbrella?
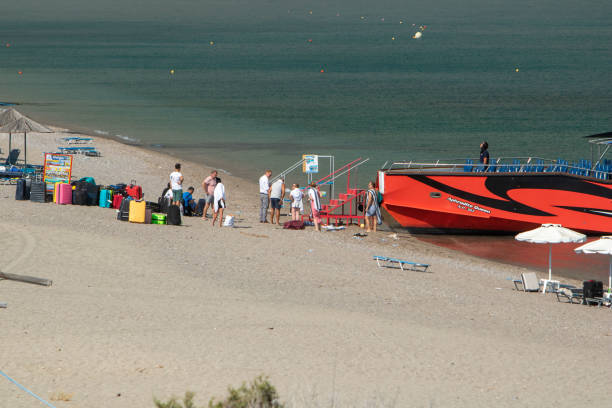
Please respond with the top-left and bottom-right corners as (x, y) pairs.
(0, 108), (52, 167)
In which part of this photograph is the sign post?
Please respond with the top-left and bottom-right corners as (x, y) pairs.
(43, 153), (73, 191)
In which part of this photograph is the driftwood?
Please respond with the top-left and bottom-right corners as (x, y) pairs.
(0, 271), (52, 287)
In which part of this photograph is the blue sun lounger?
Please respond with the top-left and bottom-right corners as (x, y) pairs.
(373, 256), (429, 272)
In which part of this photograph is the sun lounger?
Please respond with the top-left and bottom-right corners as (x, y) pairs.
(556, 287), (583, 304)
(514, 272), (540, 292)
(373, 255), (429, 272)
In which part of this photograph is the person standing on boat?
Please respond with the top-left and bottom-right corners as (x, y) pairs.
(479, 141), (490, 170)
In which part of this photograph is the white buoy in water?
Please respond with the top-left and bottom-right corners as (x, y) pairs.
(413, 31), (422, 39)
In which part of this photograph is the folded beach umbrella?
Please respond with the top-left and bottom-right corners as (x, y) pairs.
(515, 224), (586, 282)
(0, 109), (52, 168)
(574, 236), (612, 289)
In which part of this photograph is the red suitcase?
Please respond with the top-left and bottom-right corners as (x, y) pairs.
(112, 194), (124, 209)
(126, 179), (142, 200)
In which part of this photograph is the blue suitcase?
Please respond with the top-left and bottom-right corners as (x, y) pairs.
(99, 189), (112, 208)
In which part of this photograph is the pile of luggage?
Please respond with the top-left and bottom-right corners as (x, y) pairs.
(15, 177), (181, 226)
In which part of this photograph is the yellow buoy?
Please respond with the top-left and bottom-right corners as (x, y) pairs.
(210, 41), (214, 45)
(392, 36), (396, 41)
(515, 68), (519, 72)
(170, 69), (175, 75)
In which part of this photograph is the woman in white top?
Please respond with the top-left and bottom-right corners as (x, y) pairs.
(212, 179), (226, 228)
(307, 182), (322, 231)
(289, 183), (304, 221)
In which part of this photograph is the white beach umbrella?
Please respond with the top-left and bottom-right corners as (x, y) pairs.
(574, 236), (612, 289)
(515, 224), (587, 281)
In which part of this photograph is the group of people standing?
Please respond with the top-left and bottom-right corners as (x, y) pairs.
(259, 170), (376, 232)
(166, 165), (381, 232)
(165, 164), (227, 227)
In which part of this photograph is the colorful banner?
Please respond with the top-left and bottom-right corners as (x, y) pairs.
(302, 154), (319, 174)
(43, 153), (73, 184)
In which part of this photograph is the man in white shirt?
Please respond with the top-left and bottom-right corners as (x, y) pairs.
(268, 177), (285, 225)
(169, 163), (184, 206)
(259, 169), (272, 223)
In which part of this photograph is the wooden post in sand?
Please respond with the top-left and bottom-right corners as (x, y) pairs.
(0, 271), (52, 287)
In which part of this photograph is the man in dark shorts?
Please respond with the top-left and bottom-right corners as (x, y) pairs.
(268, 177), (285, 224)
(479, 141), (490, 170)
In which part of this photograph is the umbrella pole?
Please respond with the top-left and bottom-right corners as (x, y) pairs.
(548, 244), (552, 281)
(609, 256), (611, 291)
(8, 132), (11, 160)
(24, 131), (27, 168)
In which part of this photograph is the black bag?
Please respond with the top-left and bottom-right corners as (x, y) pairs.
(145, 201), (160, 212)
(15, 179), (26, 200)
(583, 280), (603, 304)
(73, 189), (88, 206)
(30, 181), (46, 203)
(158, 196), (171, 214)
(86, 184), (100, 206)
(167, 204), (181, 225)
(117, 198), (130, 221)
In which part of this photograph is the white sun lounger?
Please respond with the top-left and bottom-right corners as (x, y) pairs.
(373, 255), (429, 272)
(513, 272), (541, 292)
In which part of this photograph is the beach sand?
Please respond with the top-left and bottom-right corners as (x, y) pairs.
(1, 129), (611, 408)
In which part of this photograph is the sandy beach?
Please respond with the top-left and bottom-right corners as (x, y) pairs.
(1, 128), (611, 408)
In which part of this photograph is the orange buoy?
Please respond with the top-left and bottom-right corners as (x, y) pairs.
(18, 71), (22, 75)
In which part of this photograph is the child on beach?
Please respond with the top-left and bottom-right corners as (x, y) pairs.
(212, 178), (226, 228)
(169, 163), (184, 206)
(289, 183), (303, 221)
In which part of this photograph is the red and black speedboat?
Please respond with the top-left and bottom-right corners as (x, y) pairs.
(378, 134), (612, 234)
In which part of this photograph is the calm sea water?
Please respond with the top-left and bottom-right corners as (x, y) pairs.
(1, 8), (611, 180)
(1, 6), (611, 280)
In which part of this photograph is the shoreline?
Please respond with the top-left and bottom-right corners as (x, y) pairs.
(3, 112), (605, 285)
(2, 124), (611, 407)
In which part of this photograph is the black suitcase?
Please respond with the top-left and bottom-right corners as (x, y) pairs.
(86, 184), (100, 206)
(72, 189), (88, 205)
(117, 198), (130, 221)
(583, 280), (603, 304)
(15, 178), (26, 200)
(30, 181), (46, 203)
(24, 178), (31, 200)
(167, 204), (181, 225)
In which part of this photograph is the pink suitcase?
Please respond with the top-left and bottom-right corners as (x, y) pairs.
(58, 183), (72, 205)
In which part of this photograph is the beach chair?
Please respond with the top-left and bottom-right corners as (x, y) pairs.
(4, 149), (20, 165)
(556, 287), (584, 304)
(514, 272), (540, 292)
(372, 255), (429, 272)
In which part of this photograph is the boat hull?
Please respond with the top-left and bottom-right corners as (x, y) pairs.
(379, 172), (612, 234)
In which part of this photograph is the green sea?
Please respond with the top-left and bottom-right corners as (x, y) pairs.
(1, 1), (611, 181)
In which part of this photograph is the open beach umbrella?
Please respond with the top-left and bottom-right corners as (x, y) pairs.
(0, 109), (52, 167)
(515, 224), (586, 282)
(574, 236), (612, 289)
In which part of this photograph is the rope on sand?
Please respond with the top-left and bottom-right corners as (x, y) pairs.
(0, 369), (58, 408)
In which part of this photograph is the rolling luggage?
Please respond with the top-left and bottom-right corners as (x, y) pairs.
(53, 183), (60, 203)
(126, 180), (143, 200)
(30, 181), (46, 203)
(117, 198), (130, 221)
(129, 200), (146, 223)
(99, 189), (113, 208)
(15, 178), (27, 200)
(112, 193), (124, 209)
(146, 201), (160, 213)
(58, 183), (72, 205)
(151, 213), (167, 225)
(73, 189), (88, 206)
(167, 204), (181, 225)
(86, 183), (100, 206)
